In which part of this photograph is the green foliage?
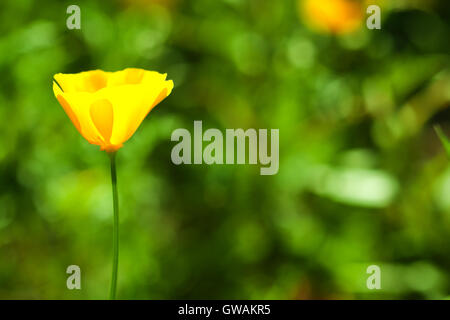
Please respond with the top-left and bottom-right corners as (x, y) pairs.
(435, 126), (450, 159)
(0, 0), (449, 299)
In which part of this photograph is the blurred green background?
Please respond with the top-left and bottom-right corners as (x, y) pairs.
(0, 0), (449, 299)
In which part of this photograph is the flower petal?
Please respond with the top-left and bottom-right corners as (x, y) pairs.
(90, 99), (114, 143)
(53, 69), (173, 151)
(55, 91), (104, 145)
(96, 80), (173, 145)
(56, 94), (82, 133)
(54, 70), (110, 93)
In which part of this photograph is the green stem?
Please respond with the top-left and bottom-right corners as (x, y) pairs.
(109, 152), (119, 300)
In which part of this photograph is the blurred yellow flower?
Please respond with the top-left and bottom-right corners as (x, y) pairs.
(53, 68), (173, 152)
(300, 0), (363, 34)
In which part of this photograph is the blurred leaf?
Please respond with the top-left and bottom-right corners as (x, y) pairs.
(435, 125), (450, 159)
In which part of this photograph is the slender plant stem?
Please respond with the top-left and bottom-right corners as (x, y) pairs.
(109, 152), (119, 300)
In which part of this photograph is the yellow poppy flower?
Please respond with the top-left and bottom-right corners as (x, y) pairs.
(53, 68), (174, 152)
(300, 0), (363, 35)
